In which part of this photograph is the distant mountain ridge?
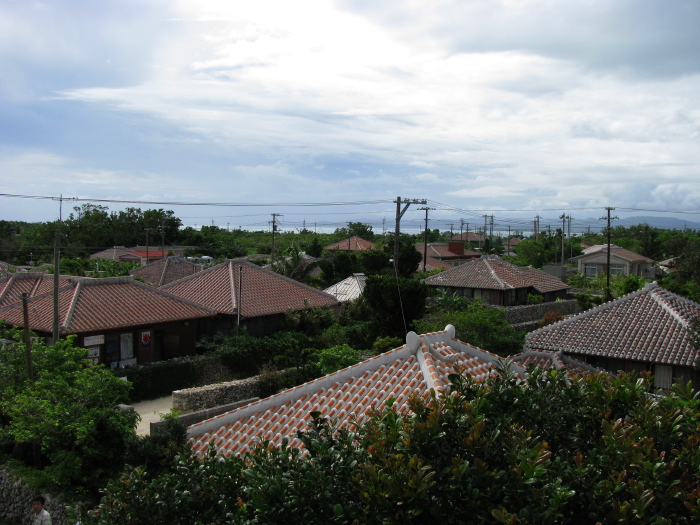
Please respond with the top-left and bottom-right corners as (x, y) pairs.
(614, 216), (700, 231)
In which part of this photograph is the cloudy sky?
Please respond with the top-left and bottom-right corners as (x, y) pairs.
(1, 0), (699, 234)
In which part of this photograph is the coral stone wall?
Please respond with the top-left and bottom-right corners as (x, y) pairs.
(173, 377), (261, 412)
(0, 467), (67, 524)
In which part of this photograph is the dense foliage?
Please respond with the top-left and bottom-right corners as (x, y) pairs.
(0, 326), (138, 496)
(71, 370), (700, 524)
(416, 295), (525, 356)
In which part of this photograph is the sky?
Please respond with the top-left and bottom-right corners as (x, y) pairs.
(1, 0), (699, 236)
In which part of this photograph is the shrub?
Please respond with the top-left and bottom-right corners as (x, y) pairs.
(527, 293), (544, 305)
(538, 311), (565, 328)
(314, 344), (361, 375)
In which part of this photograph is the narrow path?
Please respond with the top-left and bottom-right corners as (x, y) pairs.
(131, 396), (173, 436)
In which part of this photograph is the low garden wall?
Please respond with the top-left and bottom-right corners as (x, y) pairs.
(498, 299), (579, 325)
(173, 376), (261, 412)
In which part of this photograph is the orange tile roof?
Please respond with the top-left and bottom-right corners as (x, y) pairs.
(424, 255), (569, 293)
(0, 276), (216, 334)
(0, 273), (75, 308)
(161, 259), (339, 318)
(323, 236), (376, 251)
(415, 243), (480, 259)
(188, 325), (525, 457)
(130, 256), (204, 287)
(525, 282), (700, 367)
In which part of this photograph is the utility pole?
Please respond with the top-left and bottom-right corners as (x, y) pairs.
(52, 228), (60, 343)
(559, 213), (567, 267)
(271, 213), (282, 264)
(448, 223), (454, 238)
(145, 228), (154, 266)
(490, 215), (494, 247)
(534, 215), (540, 242)
(418, 207), (434, 272)
(600, 207), (618, 301)
(393, 196), (426, 273)
(568, 215), (573, 259)
(460, 219), (465, 240)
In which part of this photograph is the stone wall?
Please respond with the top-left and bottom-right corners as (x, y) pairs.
(173, 376), (261, 412)
(0, 467), (67, 525)
(497, 299), (579, 325)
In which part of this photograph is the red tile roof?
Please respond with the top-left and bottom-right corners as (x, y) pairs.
(188, 325), (525, 457)
(450, 232), (484, 243)
(0, 276), (216, 334)
(415, 243), (480, 259)
(0, 273), (76, 308)
(424, 255), (569, 293)
(161, 259), (339, 318)
(525, 282), (700, 367)
(323, 236), (376, 252)
(130, 256), (204, 287)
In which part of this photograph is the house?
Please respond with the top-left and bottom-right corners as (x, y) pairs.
(424, 255), (570, 306)
(0, 276), (216, 367)
(414, 242), (480, 271)
(161, 259), (340, 336)
(323, 273), (367, 303)
(130, 256), (204, 287)
(503, 237), (523, 255)
(524, 282), (700, 389)
(323, 236), (376, 252)
(450, 232), (485, 245)
(187, 325), (525, 457)
(90, 245), (193, 264)
(571, 244), (654, 279)
(0, 272), (76, 308)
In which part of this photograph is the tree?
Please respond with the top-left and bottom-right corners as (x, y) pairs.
(0, 326), (138, 496)
(74, 370), (700, 524)
(416, 298), (524, 356)
(362, 275), (428, 337)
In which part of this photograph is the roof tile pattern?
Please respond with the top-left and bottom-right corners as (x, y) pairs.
(162, 259), (338, 317)
(424, 255), (569, 293)
(0, 276), (216, 334)
(323, 236), (376, 252)
(415, 243), (480, 259)
(188, 326), (524, 457)
(525, 283), (700, 367)
(0, 273), (75, 308)
(130, 256), (204, 287)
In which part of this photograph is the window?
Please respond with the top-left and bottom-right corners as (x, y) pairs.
(654, 364), (673, 389)
(611, 264), (625, 275)
(584, 264), (597, 278)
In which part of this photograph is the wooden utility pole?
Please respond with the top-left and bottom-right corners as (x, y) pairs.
(52, 228), (60, 343)
(559, 213), (567, 267)
(22, 293), (34, 381)
(271, 213), (282, 264)
(393, 196), (426, 273)
(418, 207), (434, 272)
(600, 207), (618, 301)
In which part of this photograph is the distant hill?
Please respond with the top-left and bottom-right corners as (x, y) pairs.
(619, 216), (700, 231)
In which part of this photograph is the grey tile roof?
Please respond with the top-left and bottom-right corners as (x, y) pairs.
(525, 282), (700, 367)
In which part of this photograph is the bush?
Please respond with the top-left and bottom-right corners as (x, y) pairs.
(313, 344), (361, 375)
(371, 336), (404, 355)
(79, 371), (700, 524)
(527, 293), (544, 305)
(538, 311), (565, 328)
